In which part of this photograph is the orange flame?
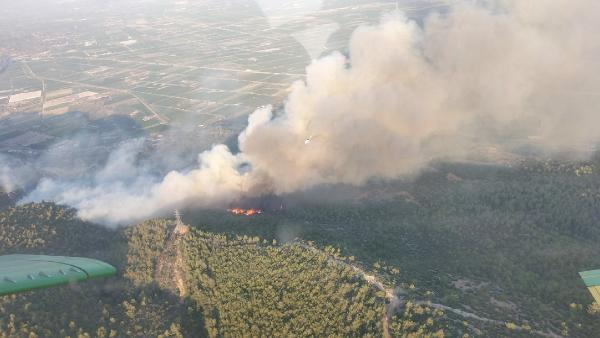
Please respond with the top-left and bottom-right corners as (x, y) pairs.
(227, 208), (263, 216)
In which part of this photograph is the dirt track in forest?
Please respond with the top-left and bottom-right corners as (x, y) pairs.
(155, 224), (188, 299)
(295, 241), (562, 338)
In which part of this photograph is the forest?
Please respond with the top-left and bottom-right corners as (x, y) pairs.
(182, 157), (600, 337)
(2, 156), (600, 336)
(0, 203), (451, 337)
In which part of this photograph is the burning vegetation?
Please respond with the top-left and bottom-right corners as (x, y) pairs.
(227, 208), (263, 216)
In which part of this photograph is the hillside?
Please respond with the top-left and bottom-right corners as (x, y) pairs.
(182, 158), (600, 337)
(4, 158), (600, 338)
(0, 203), (451, 337)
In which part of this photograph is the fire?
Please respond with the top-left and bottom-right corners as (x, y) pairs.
(227, 208), (263, 216)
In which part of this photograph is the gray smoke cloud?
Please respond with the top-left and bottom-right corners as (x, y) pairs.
(24, 0), (600, 225)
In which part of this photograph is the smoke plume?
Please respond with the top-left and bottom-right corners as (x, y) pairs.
(24, 0), (600, 225)
(0, 154), (37, 193)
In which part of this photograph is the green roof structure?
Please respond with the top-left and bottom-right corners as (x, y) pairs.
(579, 269), (600, 304)
(0, 254), (116, 296)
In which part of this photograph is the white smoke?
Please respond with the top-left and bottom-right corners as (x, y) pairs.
(0, 154), (36, 193)
(0, 160), (18, 193)
(24, 139), (248, 225)
(24, 0), (600, 225)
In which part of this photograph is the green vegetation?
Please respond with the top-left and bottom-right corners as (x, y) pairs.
(389, 302), (446, 338)
(125, 220), (385, 337)
(4, 157), (600, 336)
(0, 202), (119, 258)
(0, 203), (447, 337)
(183, 157), (600, 337)
(0, 204), (196, 337)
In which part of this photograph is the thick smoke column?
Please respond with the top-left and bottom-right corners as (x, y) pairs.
(238, 0), (600, 191)
(24, 0), (600, 225)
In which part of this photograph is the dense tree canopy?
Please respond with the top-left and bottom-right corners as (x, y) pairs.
(0, 203), (446, 337)
(3, 156), (600, 336)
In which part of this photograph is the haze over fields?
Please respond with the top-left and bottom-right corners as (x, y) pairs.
(7, 0), (600, 226)
(2, 1), (600, 337)
(1, 0), (426, 223)
(0, 1), (408, 214)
